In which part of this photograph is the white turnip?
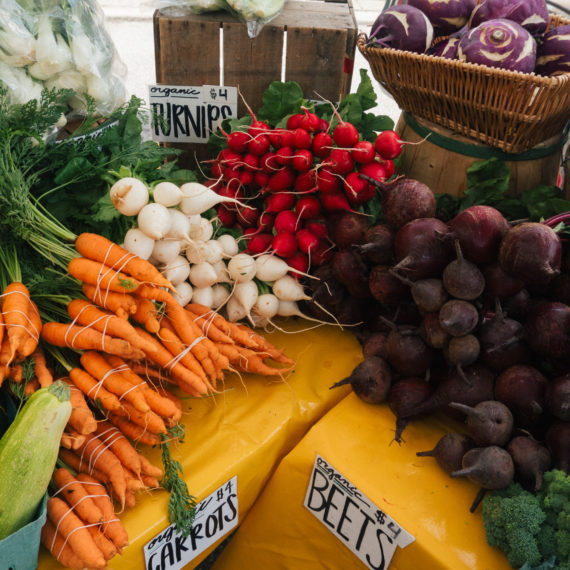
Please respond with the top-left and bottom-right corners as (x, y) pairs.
(110, 177), (149, 216)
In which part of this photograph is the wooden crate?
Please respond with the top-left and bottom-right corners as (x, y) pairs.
(154, 0), (358, 165)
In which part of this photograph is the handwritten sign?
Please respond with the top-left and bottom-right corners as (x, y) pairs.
(149, 84), (238, 144)
(304, 455), (415, 569)
(144, 476), (238, 570)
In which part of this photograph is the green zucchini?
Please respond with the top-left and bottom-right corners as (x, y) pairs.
(0, 380), (71, 540)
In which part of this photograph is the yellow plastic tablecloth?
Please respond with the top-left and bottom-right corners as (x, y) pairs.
(213, 392), (512, 570)
(37, 322), (362, 569)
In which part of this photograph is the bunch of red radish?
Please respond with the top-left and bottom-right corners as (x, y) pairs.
(205, 107), (404, 274)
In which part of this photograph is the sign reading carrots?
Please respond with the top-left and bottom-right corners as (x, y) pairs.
(144, 476), (238, 570)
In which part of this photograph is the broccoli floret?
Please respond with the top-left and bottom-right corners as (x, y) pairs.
(483, 483), (546, 568)
(540, 470), (570, 566)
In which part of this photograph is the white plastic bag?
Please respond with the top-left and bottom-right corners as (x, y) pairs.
(0, 0), (127, 116)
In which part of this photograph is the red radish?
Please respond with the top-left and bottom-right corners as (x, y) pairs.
(311, 239), (333, 266)
(238, 170), (254, 188)
(381, 158), (395, 178)
(274, 210), (299, 234)
(358, 161), (387, 184)
(242, 153), (259, 172)
(297, 229), (320, 254)
(248, 120), (269, 137)
(258, 211), (274, 233)
(296, 196), (321, 220)
(299, 109), (321, 132)
(328, 148), (355, 175)
(272, 232), (298, 258)
(260, 152), (279, 172)
(264, 192), (296, 214)
(217, 148), (242, 167)
(268, 128), (293, 149)
(294, 170), (318, 194)
(317, 119), (329, 133)
(286, 113), (303, 130)
(236, 205), (260, 228)
(343, 172), (375, 205)
(312, 132), (333, 159)
(275, 146), (294, 166)
(254, 171), (269, 188)
(226, 130), (250, 153)
(246, 232), (274, 255)
(374, 130), (406, 159)
(287, 252), (309, 276)
(267, 168), (296, 192)
(333, 121), (360, 148)
(247, 133), (270, 156)
(351, 140), (376, 164)
(291, 128), (312, 149)
(217, 204), (236, 227)
(316, 167), (342, 194)
(292, 149), (313, 172)
(304, 220), (329, 240)
(320, 191), (352, 212)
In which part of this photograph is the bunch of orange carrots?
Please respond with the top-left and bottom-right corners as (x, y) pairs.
(0, 281), (52, 393)
(41, 467), (129, 569)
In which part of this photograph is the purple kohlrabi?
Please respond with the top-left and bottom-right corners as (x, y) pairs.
(535, 25), (570, 76)
(368, 5), (434, 53)
(458, 18), (537, 73)
(469, 0), (549, 37)
(406, 0), (476, 37)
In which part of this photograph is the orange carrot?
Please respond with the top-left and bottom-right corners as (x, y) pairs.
(68, 257), (141, 294)
(118, 400), (168, 436)
(16, 297), (42, 360)
(131, 297), (161, 334)
(217, 343), (294, 376)
(60, 430), (87, 450)
(41, 322), (145, 360)
(138, 454), (163, 479)
(1, 282), (31, 363)
(87, 525), (118, 561)
(235, 323), (296, 364)
(0, 310), (4, 349)
(41, 519), (86, 570)
(7, 363), (22, 383)
(52, 467), (104, 525)
(75, 233), (174, 291)
(69, 367), (124, 415)
(104, 355), (182, 424)
(24, 377), (40, 395)
(184, 307), (235, 344)
(46, 496), (107, 569)
(137, 327), (211, 396)
(67, 299), (157, 354)
(82, 283), (137, 319)
(75, 474), (129, 551)
(58, 448), (109, 487)
(95, 420), (143, 476)
(30, 346), (53, 387)
(0, 336), (11, 385)
(62, 377), (98, 435)
(75, 434), (128, 507)
(128, 361), (173, 386)
(106, 413), (162, 446)
(80, 351), (150, 413)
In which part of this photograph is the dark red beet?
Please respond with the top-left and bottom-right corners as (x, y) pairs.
(356, 224), (395, 264)
(442, 240), (486, 300)
(507, 435), (552, 492)
(391, 272), (448, 314)
(416, 432), (475, 474)
(438, 299), (479, 337)
(448, 205), (509, 264)
(545, 420), (570, 473)
(420, 312), (450, 349)
(525, 301), (570, 361)
(449, 400), (513, 447)
(550, 273), (570, 305)
(482, 262), (525, 301)
(329, 356), (393, 405)
(479, 300), (528, 371)
(362, 332), (389, 360)
(502, 288), (531, 320)
(386, 326), (434, 377)
(332, 249), (371, 299)
(444, 334), (480, 367)
(393, 217), (454, 280)
(451, 446), (515, 491)
(380, 177), (437, 230)
(499, 222), (562, 287)
(369, 265), (411, 306)
(494, 364), (548, 429)
(388, 376), (433, 443)
(545, 374), (570, 421)
(330, 211), (371, 248)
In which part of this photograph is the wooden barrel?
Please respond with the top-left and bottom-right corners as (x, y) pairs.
(395, 112), (564, 197)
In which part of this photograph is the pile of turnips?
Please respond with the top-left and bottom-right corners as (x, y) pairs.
(204, 105), (405, 271)
(367, 0), (570, 77)
(108, 177), (335, 325)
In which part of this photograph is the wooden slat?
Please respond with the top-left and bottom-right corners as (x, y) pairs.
(222, 21), (285, 117)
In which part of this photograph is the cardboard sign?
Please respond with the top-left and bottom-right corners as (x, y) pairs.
(304, 455), (414, 569)
(149, 85), (238, 143)
(144, 476), (238, 570)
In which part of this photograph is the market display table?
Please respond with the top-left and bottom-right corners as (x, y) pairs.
(213, 393), (512, 569)
(36, 323), (362, 569)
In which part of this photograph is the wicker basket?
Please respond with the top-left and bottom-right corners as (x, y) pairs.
(358, 14), (570, 154)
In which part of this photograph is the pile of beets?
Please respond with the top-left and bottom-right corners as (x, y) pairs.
(308, 201), (569, 503)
